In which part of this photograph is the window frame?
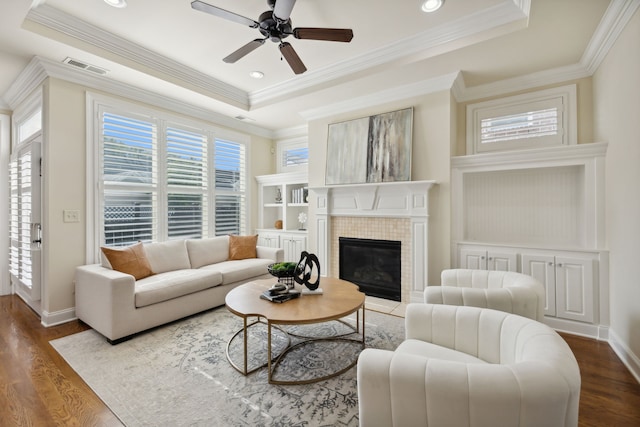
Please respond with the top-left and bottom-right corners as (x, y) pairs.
(86, 93), (251, 262)
(276, 137), (308, 173)
(466, 84), (577, 155)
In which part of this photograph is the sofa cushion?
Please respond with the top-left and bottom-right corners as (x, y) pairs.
(186, 236), (229, 269)
(100, 242), (153, 280)
(143, 240), (191, 274)
(228, 234), (258, 260)
(200, 258), (272, 285)
(396, 339), (488, 365)
(134, 269), (223, 308)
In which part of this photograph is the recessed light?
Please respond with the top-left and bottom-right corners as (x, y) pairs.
(104, 0), (127, 8)
(421, 0), (444, 13)
(249, 71), (264, 79)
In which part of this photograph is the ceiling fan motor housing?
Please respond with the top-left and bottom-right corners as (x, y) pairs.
(258, 11), (292, 42)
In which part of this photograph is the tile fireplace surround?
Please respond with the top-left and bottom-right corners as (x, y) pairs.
(311, 180), (436, 303)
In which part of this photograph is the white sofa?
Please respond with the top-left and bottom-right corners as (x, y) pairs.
(424, 269), (546, 321)
(75, 236), (283, 343)
(357, 304), (581, 427)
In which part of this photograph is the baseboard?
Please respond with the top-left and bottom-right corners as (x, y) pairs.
(543, 317), (609, 340)
(41, 307), (77, 327)
(608, 329), (640, 384)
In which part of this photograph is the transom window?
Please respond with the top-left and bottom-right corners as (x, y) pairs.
(92, 98), (248, 249)
(467, 85), (577, 154)
(276, 138), (308, 173)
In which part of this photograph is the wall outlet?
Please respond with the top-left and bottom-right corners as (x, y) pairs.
(63, 209), (80, 223)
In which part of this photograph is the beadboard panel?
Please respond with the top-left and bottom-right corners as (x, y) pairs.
(463, 166), (584, 246)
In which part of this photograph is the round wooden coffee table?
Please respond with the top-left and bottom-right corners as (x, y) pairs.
(225, 277), (366, 385)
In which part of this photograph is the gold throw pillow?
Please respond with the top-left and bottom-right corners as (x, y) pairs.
(228, 235), (258, 260)
(101, 241), (153, 280)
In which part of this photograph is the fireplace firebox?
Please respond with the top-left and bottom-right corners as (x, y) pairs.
(339, 237), (401, 301)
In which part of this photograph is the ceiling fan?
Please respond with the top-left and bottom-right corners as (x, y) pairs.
(191, 0), (354, 75)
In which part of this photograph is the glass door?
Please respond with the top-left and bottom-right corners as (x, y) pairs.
(9, 135), (42, 311)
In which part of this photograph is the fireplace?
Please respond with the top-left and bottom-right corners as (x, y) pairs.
(339, 237), (401, 301)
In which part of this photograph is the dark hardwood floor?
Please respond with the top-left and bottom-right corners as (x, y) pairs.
(1, 294), (639, 426)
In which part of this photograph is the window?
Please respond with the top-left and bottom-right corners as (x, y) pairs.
(276, 138), (308, 173)
(94, 99), (249, 249)
(467, 85), (577, 154)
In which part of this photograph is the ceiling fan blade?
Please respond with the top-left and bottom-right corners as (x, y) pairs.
(279, 42), (307, 74)
(191, 0), (258, 28)
(273, 0), (296, 22)
(293, 27), (354, 42)
(223, 39), (265, 63)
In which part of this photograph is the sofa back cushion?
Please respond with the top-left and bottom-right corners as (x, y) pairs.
(143, 240), (191, 273)
(186, 236), (229, 269)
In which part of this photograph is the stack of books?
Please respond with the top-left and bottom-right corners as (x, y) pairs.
(291, 187), (308, 204)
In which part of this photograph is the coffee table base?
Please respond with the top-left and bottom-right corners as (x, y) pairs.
(227, 307), (365, 385)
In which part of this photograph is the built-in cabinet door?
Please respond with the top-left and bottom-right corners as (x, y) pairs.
(555, 256), (594, 323)
(521, 253), (557, 316)
(281, 234), (306, 262)
(522, 253), (594, 322)
(459, 247), (516, 271)
(487, 251), (517, 272)
(257, 232), (280, 249)
(459, 248), (488, 270)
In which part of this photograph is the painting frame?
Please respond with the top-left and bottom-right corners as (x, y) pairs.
(325, 107), (413, 185)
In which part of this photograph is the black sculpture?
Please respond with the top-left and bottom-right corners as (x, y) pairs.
(294, 251), (321, 291)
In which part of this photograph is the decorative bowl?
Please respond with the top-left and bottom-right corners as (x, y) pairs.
(267, 262), (299, 289)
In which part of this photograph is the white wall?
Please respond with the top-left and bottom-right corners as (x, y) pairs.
(38, 77), (273, 319)
(593, 8), (640, 380)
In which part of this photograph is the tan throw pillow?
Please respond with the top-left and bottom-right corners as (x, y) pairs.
(228, 234), (258, 260)
(101, 242), (153, 280)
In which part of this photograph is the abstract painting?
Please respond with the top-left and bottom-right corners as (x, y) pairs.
(326, 107), (413, 185)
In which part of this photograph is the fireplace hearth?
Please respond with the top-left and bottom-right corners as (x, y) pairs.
(339, 237), (401, 301)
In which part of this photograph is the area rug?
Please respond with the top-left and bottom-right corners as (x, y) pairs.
(50, 307), (404, 426)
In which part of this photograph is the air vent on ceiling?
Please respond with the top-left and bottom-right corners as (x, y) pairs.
(234, 115), (255, 122)
(63, 57), (108, 75)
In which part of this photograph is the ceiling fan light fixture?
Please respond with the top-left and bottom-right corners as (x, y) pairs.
(249, 70), (264, 79)
(104, 0), (127, 8)
(421, 0), (444, 13)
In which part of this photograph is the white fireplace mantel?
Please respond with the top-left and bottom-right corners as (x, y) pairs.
(310, 180), (437, 302)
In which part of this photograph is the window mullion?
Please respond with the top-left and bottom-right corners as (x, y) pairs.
(156, 120), (168, 241)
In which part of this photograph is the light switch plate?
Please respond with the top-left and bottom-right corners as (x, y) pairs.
(63, 209), (80, 223)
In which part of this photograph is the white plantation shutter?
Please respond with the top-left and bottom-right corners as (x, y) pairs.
(101, 112), (157, 246)
(214, 139), (245, 235)
(467, 85), (576, 154)
(166, 124), (208, 239)
(95, 102), (249, 248)
(283, 146), (308, 168)
(9, 157), (20, 278)
(480, 107), (558, 144)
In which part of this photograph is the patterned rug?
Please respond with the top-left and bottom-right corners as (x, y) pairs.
(50, 307), (404, 426)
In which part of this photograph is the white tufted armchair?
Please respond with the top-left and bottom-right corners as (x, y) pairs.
(357, 304), (581, 427)
(424, 269), (546, 321)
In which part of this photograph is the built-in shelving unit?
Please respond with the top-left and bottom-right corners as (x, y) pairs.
(255, 171), (308, 262)
(451, 143), (609, 339)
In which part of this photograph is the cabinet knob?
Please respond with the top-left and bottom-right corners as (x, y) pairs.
(549, 262), (554, 266)
(557, 263), (563, 267)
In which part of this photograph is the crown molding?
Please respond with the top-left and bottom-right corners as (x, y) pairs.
(454, 63), (591, 103)
(250, 1), (529, 109)
(24, 4), (250, 110)
(299, 71), (460, 121)
(23, 2), (528, 113)
(3, 57), (49, 110)
(580, 0), (640, 74)
(452, 0), (639, 102)
(273, 125), (308, 140)
(5, 56), (274, 139)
